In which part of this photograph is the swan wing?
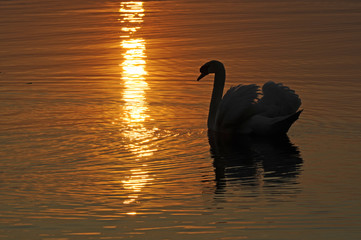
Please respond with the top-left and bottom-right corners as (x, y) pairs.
(257, 81), (301, 117)
(216, 84), (259, 130)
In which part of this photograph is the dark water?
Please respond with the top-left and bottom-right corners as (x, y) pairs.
(1, 0), (361, 239)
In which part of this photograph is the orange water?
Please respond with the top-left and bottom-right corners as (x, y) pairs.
(1, 1), (361, 239)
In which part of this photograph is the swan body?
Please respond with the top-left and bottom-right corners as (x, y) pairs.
(197, 60), (302, 135)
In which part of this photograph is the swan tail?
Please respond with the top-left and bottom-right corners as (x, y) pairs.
(272, 110), (303, 134)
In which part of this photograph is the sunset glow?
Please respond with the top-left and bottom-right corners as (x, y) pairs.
(119, 2), (154, 213)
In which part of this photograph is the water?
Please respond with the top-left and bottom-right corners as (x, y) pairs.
(1, 0), (361, 239)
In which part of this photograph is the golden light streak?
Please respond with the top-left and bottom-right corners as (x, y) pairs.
(119, 2), (144, 25)
(119, 2), (156, 213)
(125, 212), (137, 215)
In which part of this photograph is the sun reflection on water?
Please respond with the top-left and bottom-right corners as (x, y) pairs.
(119, 1), (155, 214)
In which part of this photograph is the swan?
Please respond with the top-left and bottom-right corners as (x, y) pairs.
(197, 60), (302, 135)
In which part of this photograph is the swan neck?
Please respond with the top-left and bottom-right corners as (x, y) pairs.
(208, 69), (225, 130)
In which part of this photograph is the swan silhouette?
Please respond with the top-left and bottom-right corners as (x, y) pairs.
(197, 60), (302, 135)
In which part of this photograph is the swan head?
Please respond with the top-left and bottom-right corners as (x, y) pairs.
(197, 60), (224, 81)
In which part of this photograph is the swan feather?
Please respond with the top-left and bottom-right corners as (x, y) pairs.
(258, 81), (301, 117)
(215, 84), (259, 130)
(216, 82), (301, 134)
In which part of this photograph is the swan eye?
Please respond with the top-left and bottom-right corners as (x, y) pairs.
(200, 65), (209, 74)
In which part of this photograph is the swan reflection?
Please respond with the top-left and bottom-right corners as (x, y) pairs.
(208, 131), (303, 195)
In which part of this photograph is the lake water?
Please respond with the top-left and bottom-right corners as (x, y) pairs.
(1, 0), (361, 239)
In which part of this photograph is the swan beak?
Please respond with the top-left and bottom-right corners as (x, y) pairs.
(197, 73), (208, 81)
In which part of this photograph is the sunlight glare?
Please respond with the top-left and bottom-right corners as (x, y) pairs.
(119, 1), (156, 210)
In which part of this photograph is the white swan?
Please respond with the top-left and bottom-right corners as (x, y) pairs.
(197, 60), (302, 135)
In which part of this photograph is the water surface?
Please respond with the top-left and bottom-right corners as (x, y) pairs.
(1, 0), (361, 239)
